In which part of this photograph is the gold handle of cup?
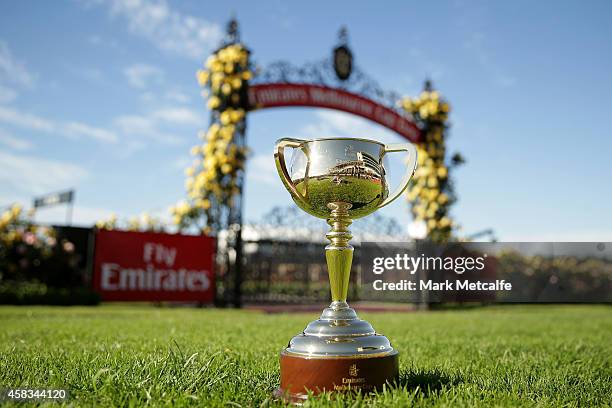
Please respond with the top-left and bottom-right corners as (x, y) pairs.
(274, 138), (309, 207)
(378, 143), (418, 208)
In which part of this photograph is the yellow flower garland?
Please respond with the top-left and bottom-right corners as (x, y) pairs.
(171, 42), (252, 233)
(402, 89), (455, 243)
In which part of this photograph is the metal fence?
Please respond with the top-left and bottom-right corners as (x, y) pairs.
(240, 238), (361, 304)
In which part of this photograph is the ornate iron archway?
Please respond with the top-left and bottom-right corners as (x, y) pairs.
(172, 18), (458, 306)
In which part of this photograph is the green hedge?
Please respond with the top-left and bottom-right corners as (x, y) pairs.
(0, 281), (100, 305)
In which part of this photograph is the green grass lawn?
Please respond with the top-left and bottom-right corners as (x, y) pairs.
(0, 305), (611, 407)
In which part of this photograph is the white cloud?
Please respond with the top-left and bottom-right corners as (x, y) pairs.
(113, 113), (183, 144)
(0, 98), (198, 152)
(164, 89), (190, 103)
(173, 155), (191, 170)
(0, 40), (36, 88)
(112, 106), (202, 146)
(140, 88), (192, 105)
(247, 154), (277, 185)
(463, 32), (517, 88)
(113, 114), (152, 134)
(70, 66), (105, 83)
(64, 122), (118, 143)
(0, 85), (17, 103)
(97, 0), (223, 60)
(0, 106), (55, 132)
(123, 63), (193, 106)
(0, 41), (35, 104)
(0, 128), (32, 150)
(87, 34), (122, 51)
(0, 105), (118, 143)
(407, 47), (447, 82)
(0, 150), (88, 196)
(124, 63), (163, 88)
(123, 63), (192, 105)
(88, 35), (104, 45)
(152, 107), (202, 125)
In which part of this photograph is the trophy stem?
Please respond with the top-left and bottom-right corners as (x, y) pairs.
(325, 202), (353, 304)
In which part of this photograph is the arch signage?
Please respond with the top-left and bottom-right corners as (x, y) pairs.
(248, 83), (421, 143)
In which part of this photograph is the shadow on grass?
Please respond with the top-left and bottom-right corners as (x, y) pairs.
(394, 367), (461, 395)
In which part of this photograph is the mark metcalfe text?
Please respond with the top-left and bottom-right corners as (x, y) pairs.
(370, 253), (512, 291)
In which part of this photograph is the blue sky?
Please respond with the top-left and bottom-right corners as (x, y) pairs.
(0, 0), (611, 241)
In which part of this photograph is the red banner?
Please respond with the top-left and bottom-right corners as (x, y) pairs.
(92, 230), (215, 302)
(248, 83), (421, 143)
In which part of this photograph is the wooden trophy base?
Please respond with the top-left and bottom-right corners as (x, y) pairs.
(275, 350), (399, 403)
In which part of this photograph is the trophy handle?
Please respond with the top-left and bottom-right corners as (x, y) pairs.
(378, 143), (418, 208)
(274, 138), (309, 207)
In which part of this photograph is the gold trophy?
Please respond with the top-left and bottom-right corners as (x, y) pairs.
(273, 137), (417, 401)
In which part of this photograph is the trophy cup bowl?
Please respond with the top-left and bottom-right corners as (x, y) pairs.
(273, 137), (417, 402)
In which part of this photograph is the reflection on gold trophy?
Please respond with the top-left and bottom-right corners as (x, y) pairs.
(273, 137), (417, 401)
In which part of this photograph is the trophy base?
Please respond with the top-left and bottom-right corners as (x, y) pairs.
(275, 350), (399, 403)
(274, 302), (399, 403)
